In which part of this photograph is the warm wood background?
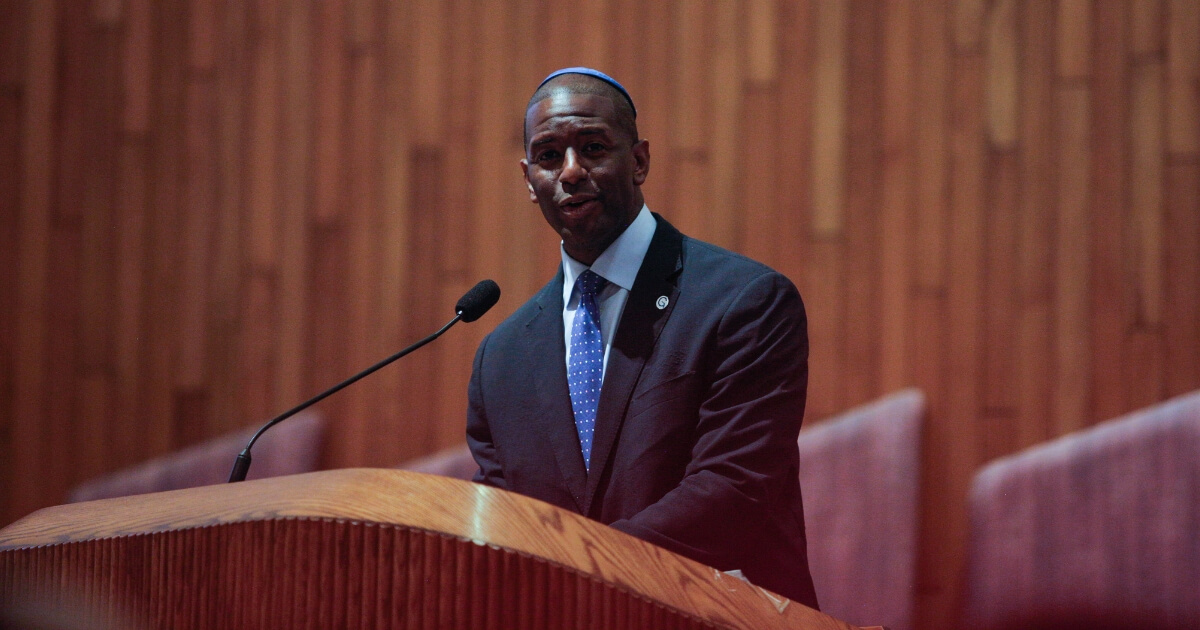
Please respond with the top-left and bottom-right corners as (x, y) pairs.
(1, 1), (1197, 627)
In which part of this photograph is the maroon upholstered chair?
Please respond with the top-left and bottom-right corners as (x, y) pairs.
(796, 388), (925, 630)
(395, 442), (478, 481)
(961, 390), (1200, 630)
(67, 411), (325, 503)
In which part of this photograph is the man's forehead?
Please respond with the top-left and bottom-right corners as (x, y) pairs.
(525, 91), (620, 132)
(532, 69), (637, 117)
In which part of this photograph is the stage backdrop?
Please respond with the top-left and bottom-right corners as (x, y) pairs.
(1, 1), (1197, 628)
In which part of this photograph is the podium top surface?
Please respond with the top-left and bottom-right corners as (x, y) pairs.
(0, 468), (865, 630)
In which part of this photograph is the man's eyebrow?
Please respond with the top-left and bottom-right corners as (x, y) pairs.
(530, 126), (611, 147)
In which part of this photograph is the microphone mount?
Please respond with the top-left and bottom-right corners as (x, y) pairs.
(227, 279), (500, 483)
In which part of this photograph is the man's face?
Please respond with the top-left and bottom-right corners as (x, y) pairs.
(521, 90), (649, 265)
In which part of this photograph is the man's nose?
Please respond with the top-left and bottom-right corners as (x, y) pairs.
(560, 148), (586, 185)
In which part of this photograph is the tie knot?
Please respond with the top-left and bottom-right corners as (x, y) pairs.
(577, 270), (607, 298)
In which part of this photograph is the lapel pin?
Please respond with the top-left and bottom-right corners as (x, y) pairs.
(656, 296), (669, 310)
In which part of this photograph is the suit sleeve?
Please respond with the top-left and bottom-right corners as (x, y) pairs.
(608, 270), (808, 569)
(466, 333), (508, 489)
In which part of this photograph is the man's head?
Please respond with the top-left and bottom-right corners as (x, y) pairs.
(523, 68), (639, 147)
(521, 69), (650, 265)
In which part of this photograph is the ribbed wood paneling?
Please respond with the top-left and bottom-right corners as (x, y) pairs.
(1, 520), (710, 629)
(2, 2), (1198, 628)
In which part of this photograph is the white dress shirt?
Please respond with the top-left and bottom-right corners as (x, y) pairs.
(561, 205), (657, 382)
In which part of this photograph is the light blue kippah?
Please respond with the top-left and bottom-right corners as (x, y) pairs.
(536, 67), (637, 118)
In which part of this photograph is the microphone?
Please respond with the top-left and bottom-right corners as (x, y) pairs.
(456, 279), (501, 322)
(227, 279), (502, 483)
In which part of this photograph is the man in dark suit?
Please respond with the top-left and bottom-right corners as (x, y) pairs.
(466, 68), (818, 608)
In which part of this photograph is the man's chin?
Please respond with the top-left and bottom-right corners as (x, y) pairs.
(562, 231), (622, 264)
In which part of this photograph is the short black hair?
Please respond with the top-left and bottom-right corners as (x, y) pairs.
(523, 74), (639, 150)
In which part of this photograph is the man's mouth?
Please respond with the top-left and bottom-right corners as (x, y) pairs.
(559, 197), (599, 214)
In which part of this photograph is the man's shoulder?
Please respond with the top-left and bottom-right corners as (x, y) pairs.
(676, 232), (795, 292)
(652, 214), (785, 283)
(682, 235), (772, 273)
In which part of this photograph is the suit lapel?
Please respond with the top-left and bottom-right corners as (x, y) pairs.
(583, 216), (684, 515)
(525, 271), (589, 512)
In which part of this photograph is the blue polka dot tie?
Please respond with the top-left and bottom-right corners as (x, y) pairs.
(568, 270), (608, 471)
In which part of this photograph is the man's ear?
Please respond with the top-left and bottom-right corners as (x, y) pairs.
(632, 139), (650, 186)
(519, 159), (537, 203)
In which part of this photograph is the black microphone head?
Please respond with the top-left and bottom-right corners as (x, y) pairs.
(456, 279), (501, 322)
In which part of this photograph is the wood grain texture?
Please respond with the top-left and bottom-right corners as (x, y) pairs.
(878, 0), (915, 394)
(1166, 0), (1199, 154)
(1015, 0), (1055, 451)
(1, 469), (863, 630)
(773, 0), (812, 287)
(1091, 0), (1132, 425)
(913, 0), (951, 292)
(10, 0), (57, 527)
(1057, 0), (1091, 80)
(2, 3), (1198, 629)
(1054, 86), (1092, 436)
(841, 0), (881, 408)
(1164, 161), (1200, 398)
(810, 0), (848, 239)
(0, 1), (23, 532)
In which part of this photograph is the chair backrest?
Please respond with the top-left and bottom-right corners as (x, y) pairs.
(796, 389), (925, 630)
(396, 394), (927, 628)
(67, 411), (325, 503)
(961, 390), (1200, 629)
(394, 442), (478, 481)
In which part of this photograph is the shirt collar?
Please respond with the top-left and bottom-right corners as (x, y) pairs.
(561, 204), (656, 300)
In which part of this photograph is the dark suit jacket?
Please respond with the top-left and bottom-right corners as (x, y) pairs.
(466, 214), (818, 607)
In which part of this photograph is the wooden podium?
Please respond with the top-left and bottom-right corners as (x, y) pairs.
(0, 469), (869, 629)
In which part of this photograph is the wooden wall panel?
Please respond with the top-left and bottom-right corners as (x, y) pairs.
(1090, 0), (1130, 423)
(1014, 0), (1054, 451)
(10, 0), (57, 530)
(3, 2), (1199, 628)
(208, 1), (249, 439)
(842, 0), (882, 408)
(0, 0), (27, 521)
(878, 0), (914, 395)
